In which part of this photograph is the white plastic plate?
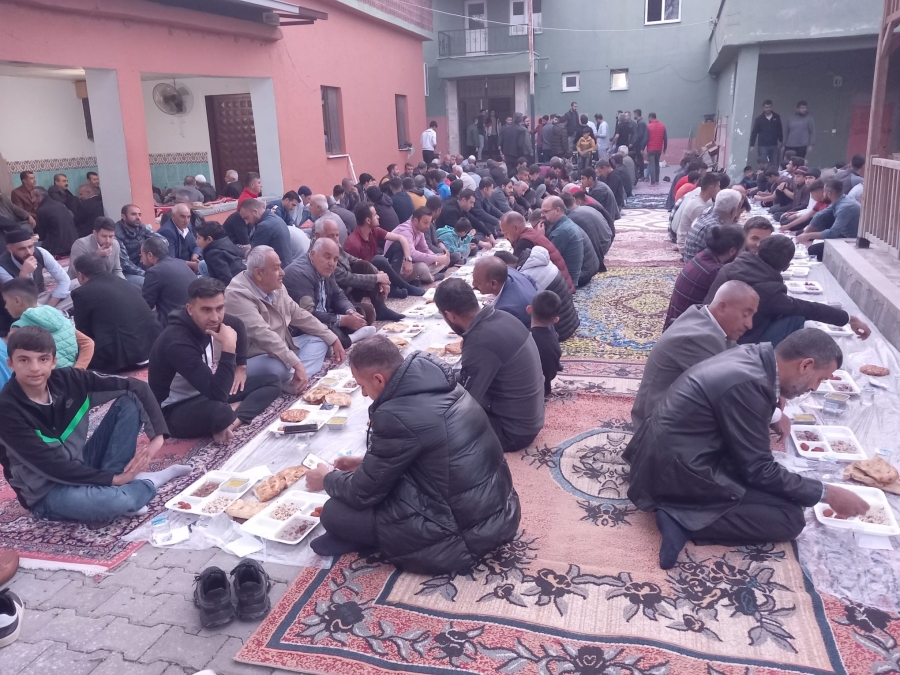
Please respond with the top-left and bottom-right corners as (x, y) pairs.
(806, 320), (854, 337)
(165, 470), (256, 515)
(791, 425), (867, 462)
(814, 483), (900, 537)
(240, 491), (327, 544)
(816, 370), (861, 395)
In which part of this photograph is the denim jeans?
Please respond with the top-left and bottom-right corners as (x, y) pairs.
(756, 314), (806, 346)
(245, 334), (329, 388)
(648, 151), (662, 184)
(124, 273), (145, 288)
(32, 396), (156, 523)
(757, 145), (779, 165)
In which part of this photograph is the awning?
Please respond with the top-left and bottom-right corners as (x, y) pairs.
(146, 0), (327, 25)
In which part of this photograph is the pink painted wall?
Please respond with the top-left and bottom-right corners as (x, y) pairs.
(0, 0), (428, 219)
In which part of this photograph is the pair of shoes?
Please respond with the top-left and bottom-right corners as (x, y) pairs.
(193, 559), (271, 628)
(0, 589), (23, 649)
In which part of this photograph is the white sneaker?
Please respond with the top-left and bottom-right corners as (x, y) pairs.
(349, 325), (377, 344)
(0, 589), (23, 649)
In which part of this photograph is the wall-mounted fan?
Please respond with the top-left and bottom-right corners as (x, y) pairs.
(152, 81), (194, 116)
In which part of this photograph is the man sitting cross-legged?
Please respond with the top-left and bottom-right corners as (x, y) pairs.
(0, 326), (190, 523)
(632, 280), (759, 434)
(283, 238), (377, 350)
(224, 246), (344, 395)
(434, 278), (545, 453)
(304, 336), (521, 572)
(148, 278), (281, 443)
(472, 255), (536, 329)
(624, 328), (869, 569)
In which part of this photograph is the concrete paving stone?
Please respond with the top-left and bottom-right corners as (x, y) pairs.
(18, 642), (112, 675)
(259, 563), (301, 585)
(161, 666), (188, 675)
(147, 566), (199, 597)
(98, 561), (169, 592)
(139, 625), (229, 671)
(17, 606), (63, 643)
(268, 581), (289, 607)
(204, 636), (274, 675)
(128, 544), (168, 569)
(145, 547), (220, 571)
(31, 607), (114, 650)
(142, 593), (204, 634)
(21, 568), (57, 580)
(197, 614), (261, 641)
(40, 578), (119, 614)
(0, 638), (55, 675)
(88, 653), (171, 675)
(48, 569), (84, 581)
(91, 586), (172, 623)
(85, 616), (169, 661)
(201, 550), (244, 574)
(7, 573), (73, 606)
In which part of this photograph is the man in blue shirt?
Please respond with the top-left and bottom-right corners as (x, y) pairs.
(267, 191), (300, 226)
(797, 179), (861, 261)
(539, 196), (583, 286)
(472, 256), (536, 328)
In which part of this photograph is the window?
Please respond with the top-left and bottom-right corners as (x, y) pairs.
(610, 69), (629, 91)
(645, 0), (680, 24)
(509, 0), (542, 35)
(395, 95), (410, 149)
(562, 73), (580, 93)
(321, 86), (343, 154)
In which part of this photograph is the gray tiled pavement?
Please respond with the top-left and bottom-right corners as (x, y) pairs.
(5, 544), (300, 675)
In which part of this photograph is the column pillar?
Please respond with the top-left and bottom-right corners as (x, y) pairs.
(249, 78), (284, 198)
(727, 45), (759, 181)
(84, 68), (154, 222)
(445, 79), (459, 156)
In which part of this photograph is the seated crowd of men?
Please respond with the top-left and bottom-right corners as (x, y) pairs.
(0, 149), (622, 574)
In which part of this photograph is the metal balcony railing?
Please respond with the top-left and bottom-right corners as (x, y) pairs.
(437, 27), (529, 57)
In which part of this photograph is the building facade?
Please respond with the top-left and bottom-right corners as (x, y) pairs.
(424, 0), (894, 178)
(1, 0), (431, 223)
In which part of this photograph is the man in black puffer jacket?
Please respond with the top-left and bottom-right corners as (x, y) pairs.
(306, 338), (521, 573)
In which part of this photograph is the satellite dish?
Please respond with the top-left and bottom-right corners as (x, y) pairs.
(152, 82), (194, 116)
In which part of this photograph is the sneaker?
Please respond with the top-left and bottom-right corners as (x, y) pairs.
(230, 559), (271, 621)
(193, 567), (235, 628)
(0, 589), (23, 649)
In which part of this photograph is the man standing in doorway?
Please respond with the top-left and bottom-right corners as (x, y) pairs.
(783, 101), (815, 159)
(749, 100), (783, 166)
(631, 109), (648, 183)
(645, 113), (668, 186)
(564, 102), (580, 153)
(421, 121), (439, 166)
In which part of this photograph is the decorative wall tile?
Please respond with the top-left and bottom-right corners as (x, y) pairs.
(8, 156), (98, 173)
(148, 151), (209, 165)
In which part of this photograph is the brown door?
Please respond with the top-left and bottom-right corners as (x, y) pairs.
(847, 104), (893, 160)
(206, 94), (259, 192)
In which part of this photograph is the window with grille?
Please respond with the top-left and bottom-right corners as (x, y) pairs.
(610, 69), (629, 91)
(645, 0), (680, 24)
(396, 95), (410, 149)
(322, 86), (343, 155)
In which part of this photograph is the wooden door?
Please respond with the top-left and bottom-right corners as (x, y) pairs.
(847, 104), (893, 161)
(206, 94), (259, 192)
(465, 1), (487, 55)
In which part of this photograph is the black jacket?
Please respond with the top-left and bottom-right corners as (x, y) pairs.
(283, 254), (355, 331)
(498, 123), (527, 159)
(602, 171), (626, 208)
(223, 211), (251, 246)
(148, 307), (247, 407)
(437, 199), (492, 239)
(472, 193), (500, 233)
(550, 124), (569, 157)
(563, 109), (580, 135)
(568, 205), (613, 258)
(74, 195), (105, 238)
(578, 228), (600, 286)
(391, 190), (414, 225)
(72, 272), (161, 372)
(142, 256), (197, 328)
(249, 212), (293, 269)
(750, 112), (784, 147)
(546, 271), (579, 342)
(221, 181), (242, 199)
(624, 343), (822, 531)
(324, 352), (520, 573)
(198, 183), (218, 203)
(632, 118), (648, 150)
(35, 197), (78, 256)
(203, 237), (246, 285)
(369, 190), (400, 232)
(704, 252), (849, 344)
(48, 185), (78, 214)
(614, 164), (634, 199)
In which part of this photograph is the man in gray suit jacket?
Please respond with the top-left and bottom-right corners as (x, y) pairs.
(631, 281), (758, 432)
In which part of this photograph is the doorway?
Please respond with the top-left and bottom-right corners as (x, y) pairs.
(457, 77), (515, 159)
(205, 93), (260, 192)
(464, 1), (487, 55)
(847, 103), (893, 160)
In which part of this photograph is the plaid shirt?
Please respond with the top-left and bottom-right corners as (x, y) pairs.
(682, 208), (722, 263)
(664, 249), (723, 330)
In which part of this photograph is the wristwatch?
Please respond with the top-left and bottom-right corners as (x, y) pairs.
(404, 256), (413, 262)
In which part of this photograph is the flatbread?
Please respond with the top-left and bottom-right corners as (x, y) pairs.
(860, 365), (890, 377)
(383, 322), (408, 333)
(444, 339), (463, 355)
(325, 392), (352, 407)
(426, 346), (445, 356)
(389, 336), (408, 348)
(278, 465), (309, 487)
(280, 408), (309, 423)
(254, 474), (288, 502)
(303, 385), (335, 405)
(225, 499), (268, 520)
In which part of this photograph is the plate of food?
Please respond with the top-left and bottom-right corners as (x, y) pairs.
(786, 280), (823, 294)
(816, 370), (861, 395)
(266, 404), (330, 435)
(334, 377), (359, 394)
(240, 491), (328, 545)
(814, 483), (900, 537)
(788, 266), (810, 278)
(165, 470), (257, 515)
(404, 304), (440, 318)
(791, 426), (868, 462)
(388, 336), (409, 349)
(806, 321), (853, 337)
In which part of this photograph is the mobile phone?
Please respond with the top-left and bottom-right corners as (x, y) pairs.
(281, 423), (318, 434)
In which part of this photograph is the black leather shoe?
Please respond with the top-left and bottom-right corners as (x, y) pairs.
(230, 559), (271, 621)
(193, 566), (235, 628)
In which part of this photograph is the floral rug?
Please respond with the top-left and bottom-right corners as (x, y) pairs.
(236, 387), (900, 674)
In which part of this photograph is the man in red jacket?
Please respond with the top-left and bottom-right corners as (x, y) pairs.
(645, 113), (668, 186)
(237, 172), (261, 207)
